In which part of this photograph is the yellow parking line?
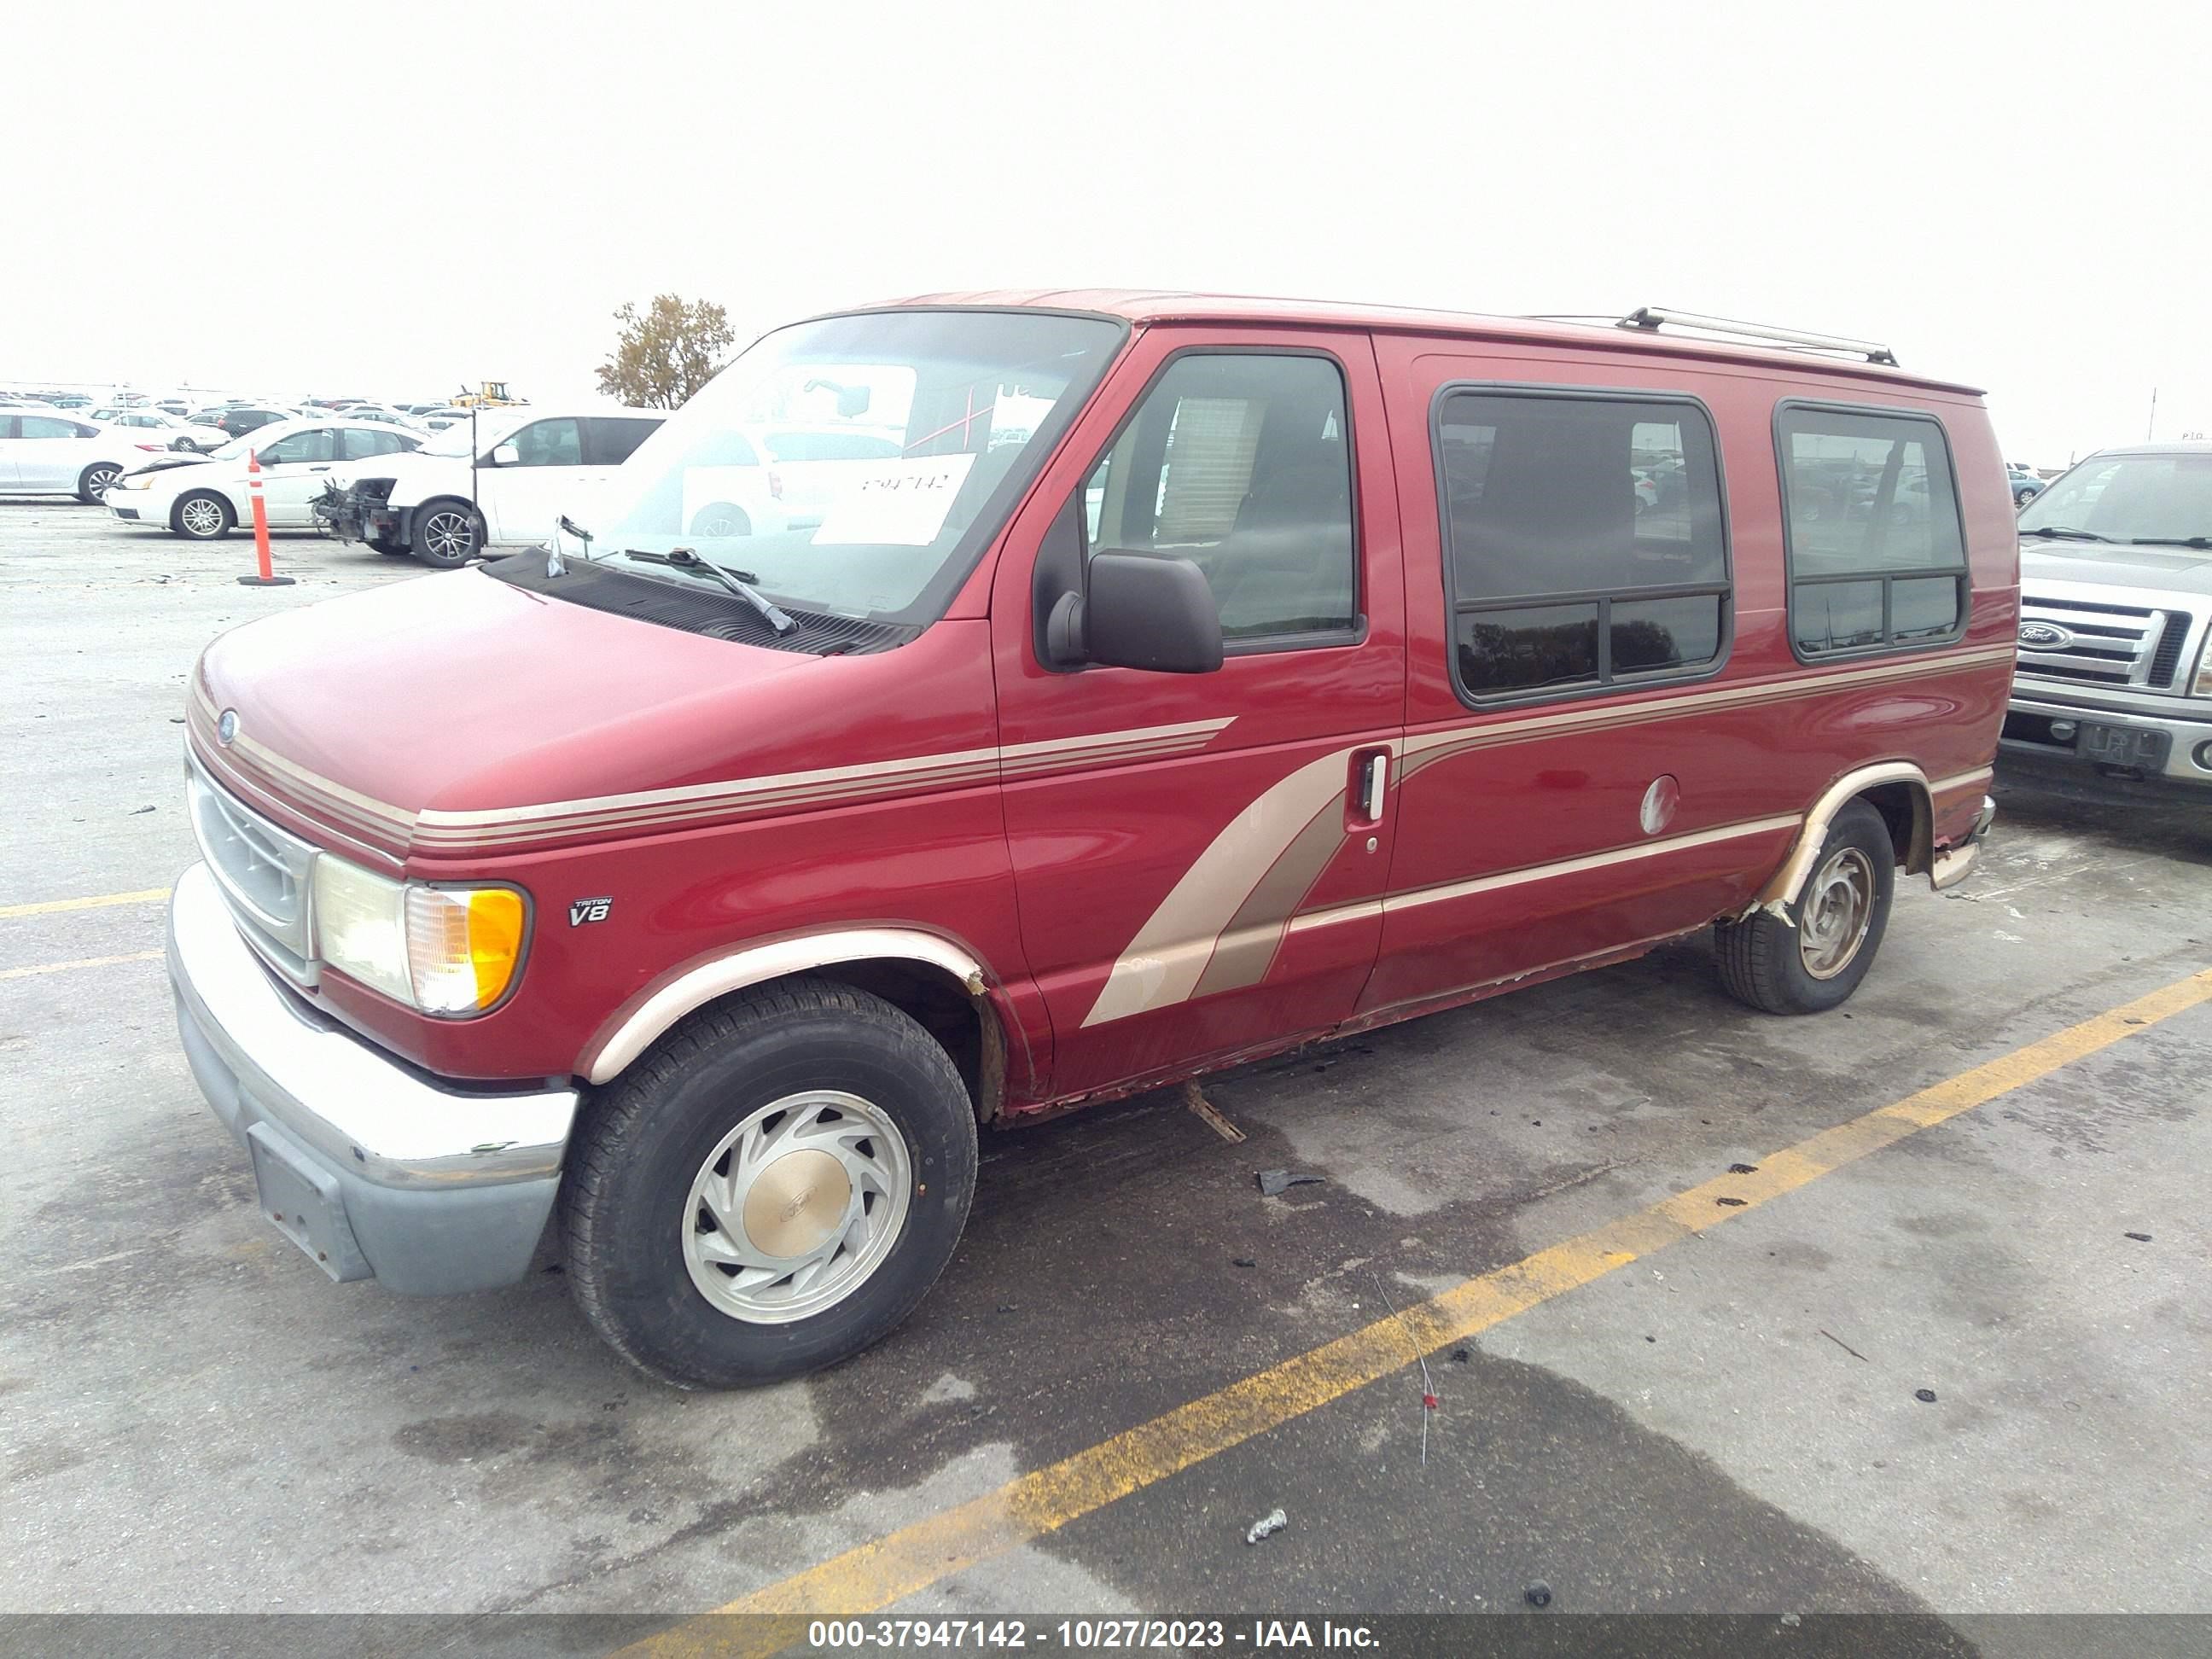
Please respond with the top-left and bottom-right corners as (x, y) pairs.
(0, 887), (171, 919)
(626, 965), (2212, 1656)
(0, 950), (165, 981)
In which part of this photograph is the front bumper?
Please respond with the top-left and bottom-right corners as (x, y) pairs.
(104, 493), (142, 521)
(2000, 689), (2212, 798)
(166, 861), (579, 1294)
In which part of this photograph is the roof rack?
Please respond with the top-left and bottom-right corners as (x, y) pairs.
(1615, 306), (1899, 367)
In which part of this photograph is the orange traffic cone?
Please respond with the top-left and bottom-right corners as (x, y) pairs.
(236, 447), (295, 587)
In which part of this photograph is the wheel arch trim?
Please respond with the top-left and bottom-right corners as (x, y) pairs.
(1747, 761), (1934, 919)
(580, 928), (998, 1086)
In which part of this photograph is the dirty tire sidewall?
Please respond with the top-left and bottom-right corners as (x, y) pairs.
(564, 982), (977, 1389)
(1715, 799), (1895, 1016)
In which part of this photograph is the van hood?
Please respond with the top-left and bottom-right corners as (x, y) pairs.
(2022, 542), (2212, 597)
(188, 568), (995, 866)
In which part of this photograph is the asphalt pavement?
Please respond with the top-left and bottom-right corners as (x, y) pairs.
(2, 498), (2207, 1656)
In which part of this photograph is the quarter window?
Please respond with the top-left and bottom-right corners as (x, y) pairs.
(1437, 390), (1729, 698)
(1777, 405), (1965, 655)
(1082, 353), (1356, 643)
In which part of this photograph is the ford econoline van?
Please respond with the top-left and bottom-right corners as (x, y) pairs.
(168, 294), (2016, 1388)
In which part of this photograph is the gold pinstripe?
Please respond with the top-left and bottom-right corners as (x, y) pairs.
(187, 640), (2003, 863)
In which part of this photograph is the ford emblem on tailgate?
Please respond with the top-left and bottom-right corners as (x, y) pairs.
(216, 709), (240, 746)
(2018, 621), (2073, 649)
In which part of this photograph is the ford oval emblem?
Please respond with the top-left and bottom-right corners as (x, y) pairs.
(216, 709), (240, 747)
(2017, 621), (2072, 650)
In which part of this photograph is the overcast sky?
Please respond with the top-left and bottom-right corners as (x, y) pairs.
(8, 2), (2205, 465)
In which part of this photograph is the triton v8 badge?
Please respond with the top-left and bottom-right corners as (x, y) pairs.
(569, 897), (612, 926)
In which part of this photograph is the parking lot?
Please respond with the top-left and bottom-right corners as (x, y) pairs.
(3, 498), (2209, 1652)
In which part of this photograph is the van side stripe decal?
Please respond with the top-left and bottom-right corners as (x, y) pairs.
(1400, 645), (2015, 779)
(1081, 746), (1373, 1028)
(201, 640), (2006, 854)
(1379, 814), (1803, 917)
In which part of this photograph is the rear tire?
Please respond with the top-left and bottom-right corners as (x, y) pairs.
(172, 490), (235, 540)
(1714, 800), (1895, 1015)
(78, 463), (122, 504)
(562, 978), (978, 1389)
(411, 498), (480, 567)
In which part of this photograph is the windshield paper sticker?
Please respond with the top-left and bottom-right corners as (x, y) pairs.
(811, 453), (976, 546)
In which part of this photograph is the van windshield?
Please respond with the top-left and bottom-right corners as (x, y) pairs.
(586, 309), (1124, 624)
(2018, 451), (2212, 548)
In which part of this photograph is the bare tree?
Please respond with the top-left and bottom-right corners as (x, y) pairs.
(594, 294), (736, 409)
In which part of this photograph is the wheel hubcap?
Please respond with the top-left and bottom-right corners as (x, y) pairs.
(182, 500), (218, 534)
(1799, 846), (1875, 979)
(682, 1090), (911, 1324)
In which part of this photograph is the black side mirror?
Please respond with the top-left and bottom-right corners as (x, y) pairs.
(1060, 550), (1225, 674)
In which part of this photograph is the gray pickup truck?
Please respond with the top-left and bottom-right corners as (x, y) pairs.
(2001, 442), (2212, 799)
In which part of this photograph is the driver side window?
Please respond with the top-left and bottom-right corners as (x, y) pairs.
(1082, 353), (1356, 644)
(508, 418), (583, 468)
(258, 428), (336, 465)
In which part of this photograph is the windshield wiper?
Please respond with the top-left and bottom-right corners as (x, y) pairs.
(620, 547), (795, 635)
(2128, 536), (2212, 550)
(2019, 526), (2113, 542)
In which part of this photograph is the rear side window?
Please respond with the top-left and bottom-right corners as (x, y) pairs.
(1084, 352), (1356, 644)
(1777, 405), (1965, 657)
(1436, 389), (1729, 699)
(20, 416), (81, 439)
(341, 428), (411, 460)
(583, 416), (663, 466)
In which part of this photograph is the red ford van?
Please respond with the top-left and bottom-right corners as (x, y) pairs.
(168, 294), (2016, 1387)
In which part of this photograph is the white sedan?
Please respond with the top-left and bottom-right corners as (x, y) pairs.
(104, 418), (423, 538)
(100, 407), (224, 451)
(0, 413), (173, 501)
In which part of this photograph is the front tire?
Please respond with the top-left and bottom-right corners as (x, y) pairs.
(411, 499), (480, 567)
(1714, 800), (1895, 1015)
(172, 490), (235, 540)
(562, 979), (978, 1389)
(78, 463), (122, 504)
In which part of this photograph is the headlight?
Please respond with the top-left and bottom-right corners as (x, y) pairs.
(2195, 632), (2212, 699)
(121, 473), (156, 490)
(311, 855), (526, 1015)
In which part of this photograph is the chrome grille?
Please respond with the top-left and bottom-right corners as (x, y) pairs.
(186, 754), (320, 981)
(2017, 593), (2193, 690)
